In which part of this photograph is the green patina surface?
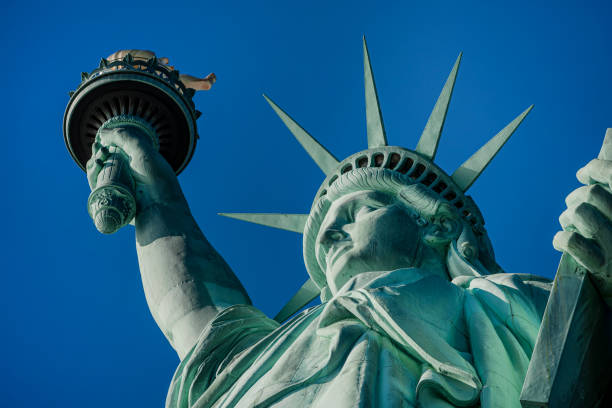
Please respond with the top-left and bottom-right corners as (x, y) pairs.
(66, 45), (612, 407)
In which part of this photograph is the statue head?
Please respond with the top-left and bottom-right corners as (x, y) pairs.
(221, 38), (531, 317)
(302, 147), (501, 299)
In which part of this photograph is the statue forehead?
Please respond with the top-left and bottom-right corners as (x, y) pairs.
(322, 186), (443, 226)
(319, 190), (412, 232)
(326, 190), (395, 211)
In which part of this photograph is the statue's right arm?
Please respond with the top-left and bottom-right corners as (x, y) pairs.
(87, 126), (252, 359)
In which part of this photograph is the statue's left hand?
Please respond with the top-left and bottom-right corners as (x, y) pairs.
(554, 132), (612, 299)
(86, 126), (184, 212)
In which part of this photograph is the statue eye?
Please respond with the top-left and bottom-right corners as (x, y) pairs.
(355, 205), (376, 220)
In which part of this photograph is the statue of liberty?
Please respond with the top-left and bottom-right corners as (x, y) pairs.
(78, 43), (612, 407)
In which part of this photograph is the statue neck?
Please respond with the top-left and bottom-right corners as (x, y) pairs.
(415, 243), (451, 281)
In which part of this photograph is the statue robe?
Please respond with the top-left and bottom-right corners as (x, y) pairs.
(166, 269), (550, 408)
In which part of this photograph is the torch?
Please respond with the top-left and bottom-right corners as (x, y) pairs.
(63, 53), (201, 233)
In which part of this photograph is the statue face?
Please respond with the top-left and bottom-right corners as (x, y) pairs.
(316, 190), (422, 293)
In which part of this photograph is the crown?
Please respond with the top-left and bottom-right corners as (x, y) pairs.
(221, 38), (532, 322)
(64, 53), (201, 175)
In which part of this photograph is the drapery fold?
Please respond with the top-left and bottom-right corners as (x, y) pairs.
(167, 270), (550, 408)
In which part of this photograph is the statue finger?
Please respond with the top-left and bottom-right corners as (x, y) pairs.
(90, 140), (100, 156)
(85, 156), (97, 175)
(85, 155), (101, 173)
(98, 127), (149, 159)
(86, 141), (115, 189)
(566, 184), (612, 222)
(86, 143), (106, 173)
(86, 158), (105, 189)
(560, 203), (612, 254)
(91, 141), (110, 160)
(553, 230), (604, 271)
(576, 159), (612, 187)
(92, 143), (110, 163)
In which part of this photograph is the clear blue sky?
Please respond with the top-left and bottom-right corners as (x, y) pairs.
(2, 0), (610, 406)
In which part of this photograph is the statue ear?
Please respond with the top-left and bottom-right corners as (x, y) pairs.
(421, 203), (462, 247)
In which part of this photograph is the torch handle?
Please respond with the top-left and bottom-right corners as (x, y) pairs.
(87, 145), (137, 234)
(85, 116), (157, 234)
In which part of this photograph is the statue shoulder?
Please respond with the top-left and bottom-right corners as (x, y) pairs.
(452, 272), (551, 291)
(453, 273), (551, 320)
(483, 272), (552, 291)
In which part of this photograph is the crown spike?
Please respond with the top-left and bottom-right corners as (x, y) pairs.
(415, 53), (462, 160)
(274, 278), (320, 323)
(264, 95), (339, 176)
(363, 36), (387, 148)
(218, 212), (308, 234)
(451, 105), (534, 192)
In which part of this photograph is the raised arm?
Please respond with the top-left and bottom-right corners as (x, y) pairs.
(87, 126), (251, 359)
